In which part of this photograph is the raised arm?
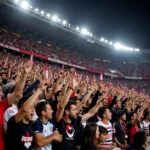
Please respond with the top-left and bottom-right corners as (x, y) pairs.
(56, 74), (81, 122)
(81, 95), (104, 123)
(7, 61), (33, 105)
(15, 78), (49, 123)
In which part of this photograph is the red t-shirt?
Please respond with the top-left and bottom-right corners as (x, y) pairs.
(127, 124), (139, 143)
(0, 99), (10, 150)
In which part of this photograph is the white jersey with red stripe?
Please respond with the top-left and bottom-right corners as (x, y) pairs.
(140, 120), (150, 134)
(96, 120), (113, 147)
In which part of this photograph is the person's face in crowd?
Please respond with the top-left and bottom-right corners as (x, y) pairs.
(68, 104), (78, 120)
(120, 114), (126, 121)
(95, 126), (100, 139)
(25, 106), (34, 121)
(102, 99), (108, 106)
(98, 133), (108, 143)
(104, 109), (112, 120)
(1, 73), (7, 80)
(131, 113), (137, 121)
(44, 104), (53, 120)
(116, 101), (121, 109)
(0, 85), (3, 101)
(27, 80), (31, 86)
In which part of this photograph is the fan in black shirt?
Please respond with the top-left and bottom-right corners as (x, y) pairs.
(55, 74), (103, 150)
(7, 76), (49, 150)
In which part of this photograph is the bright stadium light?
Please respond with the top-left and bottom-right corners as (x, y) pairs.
(81, 28), (88, 35)
(21, 1), (29, 9)
(41, 11), (44, 15)
(47, 13), (50, 17)
(105, 40), (108, 43)
(134, 48), (140, 52)
(90, 33), (93, 36)
(109, 41), (113, 45)
(62, 20), (67, 25)
(128, 47), (133, 51)
(101, 38), (104, 42)
(114, 43), (124, 50)
(14, 0), (19, 3)
(52, 15), (58, 22)
(35, 8), (38, 12)
(76, 26), (79, 31)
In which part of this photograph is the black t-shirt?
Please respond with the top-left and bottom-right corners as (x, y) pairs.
(81, 143), (97, 150)
(54, 116), (82, 150)
(7, 116), (33, 150)
(114, 120), (126, 145)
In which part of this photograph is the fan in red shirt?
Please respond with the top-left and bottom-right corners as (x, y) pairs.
(0, 61), (33, 150)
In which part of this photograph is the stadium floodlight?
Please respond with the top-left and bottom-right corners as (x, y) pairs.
(47, 13), (50, 17)
(76, 26), (79, 31)
(90, 33), (92, 36)
(35, 8), (38, 12)
(52, 15), (58, 22)
(104, 40), (108, 43)
(21, 1), (29, 9)
(14, 0), (19, 3)
(100, 38), (104, 42)
(109, 41), (113, 45)
(41, 11), (44, 15)
(114, 43), (124, 50)
(62, 20), (67, 25)
(134, 48), (140, 52)
(81, 28), (88, 35)
(128, 47), (133, 51)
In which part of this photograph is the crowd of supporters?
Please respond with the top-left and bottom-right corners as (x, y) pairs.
(0, 28), (150, 77)
(0, 47), (150, 150)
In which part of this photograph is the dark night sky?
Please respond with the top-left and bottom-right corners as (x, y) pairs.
(31, 0), (150, 49)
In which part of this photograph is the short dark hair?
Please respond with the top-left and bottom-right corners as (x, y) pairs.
(99, 126), (108, 134)
(133, 131), (147, 146)
(98, 106), (108, 119)
(128, 112), (137, 121)
(143, 110), (150, 120)
(64, 101), (76, 113)
(17, 93), (33, 109)
(35, 101), (50, 117)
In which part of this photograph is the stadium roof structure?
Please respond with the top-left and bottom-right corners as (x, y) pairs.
(0, 0), (150, 62)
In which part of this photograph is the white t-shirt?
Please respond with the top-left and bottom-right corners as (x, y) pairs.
(34, 118), (56, 150)
(96, 120), (113, 147)
(4, 104), (18, 130)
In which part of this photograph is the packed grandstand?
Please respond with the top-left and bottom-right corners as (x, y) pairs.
(0, 0), (150, 150)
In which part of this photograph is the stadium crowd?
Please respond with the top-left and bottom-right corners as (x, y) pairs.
(0, 47), (150, 150)
(0, 28), (150, 77)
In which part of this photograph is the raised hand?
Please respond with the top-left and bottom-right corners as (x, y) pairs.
(70, 73), (82, 89)
(38, 78), (50, 91)
(23, 61), (33, 74)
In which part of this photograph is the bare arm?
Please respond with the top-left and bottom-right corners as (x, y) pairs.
(7, 61), (33, 105)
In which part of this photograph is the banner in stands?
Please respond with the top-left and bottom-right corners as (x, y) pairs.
(0, 42), (150, 80)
